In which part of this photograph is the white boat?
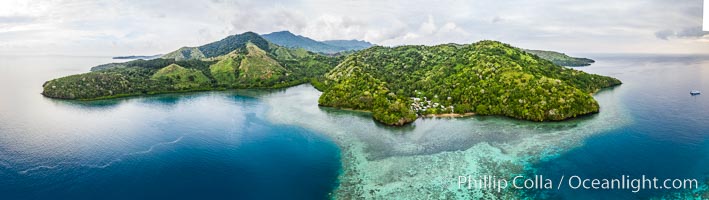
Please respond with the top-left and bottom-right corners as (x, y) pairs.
(690, 90), (701, 95)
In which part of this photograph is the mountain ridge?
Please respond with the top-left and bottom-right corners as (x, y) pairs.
(261, 31), (373, 54)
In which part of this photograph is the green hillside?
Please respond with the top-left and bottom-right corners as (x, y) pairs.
(237, 42), (287, 86)
(209, 55), (239, 86)
(162, 47), (205, 61)
(318, 41), (621, 125)
(151, 64), (211, 90)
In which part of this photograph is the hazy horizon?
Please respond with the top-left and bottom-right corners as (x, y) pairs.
(0, 0), (707, 56)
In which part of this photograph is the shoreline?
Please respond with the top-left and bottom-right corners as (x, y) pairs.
(422, 112), (475, 118)
(47, 81), (619, 125)
(41, 81), (312, 101)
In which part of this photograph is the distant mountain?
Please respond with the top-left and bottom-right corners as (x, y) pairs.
(112, 54), (162, 60)
(261, 31), (373, 54)
(523, 49), (595, 67)
(321, 40), (373, 51)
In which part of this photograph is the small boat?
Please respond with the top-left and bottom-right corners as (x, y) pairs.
(690, 90), (701, 95)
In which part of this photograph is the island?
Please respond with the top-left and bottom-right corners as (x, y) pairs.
(42, 31), (621, 126)
(523, 49), (595, 66)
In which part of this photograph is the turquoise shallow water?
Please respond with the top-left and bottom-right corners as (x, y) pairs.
(0, 54), (707, 199)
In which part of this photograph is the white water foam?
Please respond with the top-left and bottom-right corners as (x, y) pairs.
(18, 135), (184, 175)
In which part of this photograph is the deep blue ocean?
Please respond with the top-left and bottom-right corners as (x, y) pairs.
(532, 55), (709, 199)
(0, 56), (341, 199)
(0, 54), (707, 199)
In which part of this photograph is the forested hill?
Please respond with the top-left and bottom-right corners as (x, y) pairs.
(262, 31), (373, 54)
(160, 32), (270, 61)
(317, 41), (621, 125)
(42, 32), (341, 100)
(524, 49), (595, 66)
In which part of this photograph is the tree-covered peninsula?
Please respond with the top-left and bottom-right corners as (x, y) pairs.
(42, 32), (341, 100)
(523, 49), (595, 66)
(42, 32), (620, 126)
(317, 41), (620, 125)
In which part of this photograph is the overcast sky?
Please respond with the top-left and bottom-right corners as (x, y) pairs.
(0, 0), (706, 56)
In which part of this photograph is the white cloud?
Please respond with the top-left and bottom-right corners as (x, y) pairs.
(419, 15), (437, 35)
(0, 0), (706, 55)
